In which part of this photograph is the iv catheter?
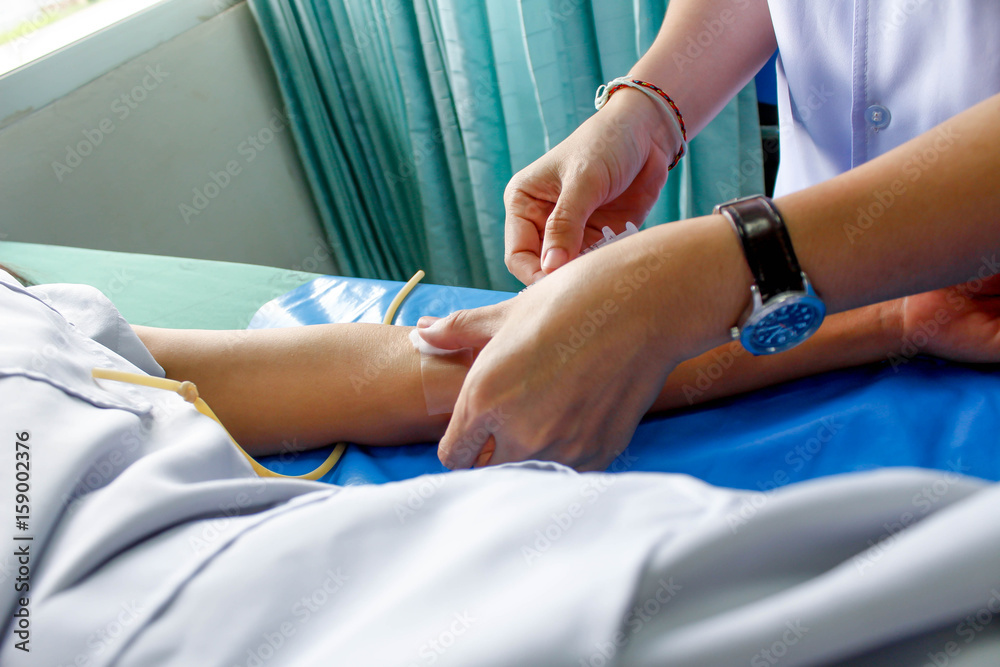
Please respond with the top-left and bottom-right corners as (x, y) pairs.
(580, 221), (639, 255)
(520, 222), (640, 293)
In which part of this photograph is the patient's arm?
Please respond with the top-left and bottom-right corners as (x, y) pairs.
(651, 302), (898, 411)
(134, 274), (997, 458)
(135, 303), (893, 457)
(133, 324), (460, 456)
(654, 271), (1000, 412)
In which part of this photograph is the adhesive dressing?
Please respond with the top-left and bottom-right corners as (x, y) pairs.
(408, 329), (473, 415)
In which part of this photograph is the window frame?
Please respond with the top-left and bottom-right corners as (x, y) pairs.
(0, 0), (240, 131)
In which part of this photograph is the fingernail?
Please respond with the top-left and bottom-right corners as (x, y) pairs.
(542, 247), (567, 273)
(417, 316), (441, 329)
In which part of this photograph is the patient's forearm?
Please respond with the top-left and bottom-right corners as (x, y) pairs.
(135, 302), (898, 456)
(650, 301), (901, 412)
(133, 324), (456, 456)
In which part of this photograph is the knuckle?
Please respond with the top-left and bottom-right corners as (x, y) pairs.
(503, 179), (521, 207)
(504, 172), (531, 208)
(504, 255), (529, 281)
(442, 309), (468, 333)
(523, 199), (545, 219)
(544, 211), (576, 235)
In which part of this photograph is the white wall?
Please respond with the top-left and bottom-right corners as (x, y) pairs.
(0, 1), (337, 273)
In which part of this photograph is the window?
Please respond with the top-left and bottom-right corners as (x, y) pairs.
(0, 0), (235, 131)
(0, 0), (168, 77)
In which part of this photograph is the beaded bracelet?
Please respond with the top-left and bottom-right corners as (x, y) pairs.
(595, 76), (688, 171)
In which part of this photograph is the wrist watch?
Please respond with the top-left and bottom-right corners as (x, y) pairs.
(713, 194), (826, 355)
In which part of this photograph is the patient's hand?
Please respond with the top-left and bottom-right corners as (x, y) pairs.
(901, 272), (1000, 363)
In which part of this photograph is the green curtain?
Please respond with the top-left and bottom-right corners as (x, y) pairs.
(247, 0), (763, 291)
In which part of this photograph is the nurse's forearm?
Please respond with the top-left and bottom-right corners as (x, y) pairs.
(632, 92), (1000, 376)
(628, 0), (776, 139)
(132, 324), (455, 456)
(778, 92), (1000, 313)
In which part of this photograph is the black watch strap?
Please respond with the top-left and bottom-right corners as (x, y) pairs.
(715, 195), (804, 302)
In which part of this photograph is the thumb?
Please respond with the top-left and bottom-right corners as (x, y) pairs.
(540, 174), (597, 274)
(416, 304), (505, 351)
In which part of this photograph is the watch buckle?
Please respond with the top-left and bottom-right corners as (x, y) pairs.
(731, 283), (763, 340)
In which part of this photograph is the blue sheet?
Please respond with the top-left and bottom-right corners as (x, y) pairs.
(249, 276), (1000, 488)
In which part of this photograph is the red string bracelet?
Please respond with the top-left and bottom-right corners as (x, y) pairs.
(595, 77), (688, 171)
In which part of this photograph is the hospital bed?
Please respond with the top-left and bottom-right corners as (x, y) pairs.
(3, 240), (998, 489)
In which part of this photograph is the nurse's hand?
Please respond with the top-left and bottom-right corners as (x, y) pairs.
(899, 272), (1000, 363)
(420, 216), (749, 471)
(504, 90), (680, 285)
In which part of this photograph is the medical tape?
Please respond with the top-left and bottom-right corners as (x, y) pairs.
(408, 328), (473, 416)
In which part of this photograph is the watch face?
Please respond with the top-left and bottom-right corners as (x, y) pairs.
(743, 294), (826, 355)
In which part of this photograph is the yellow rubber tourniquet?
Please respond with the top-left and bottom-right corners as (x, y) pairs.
(91, 270), (425, 480)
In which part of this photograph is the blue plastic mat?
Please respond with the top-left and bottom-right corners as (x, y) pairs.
(250, 276), (1000, 488)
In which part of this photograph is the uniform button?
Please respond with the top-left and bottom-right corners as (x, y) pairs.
(865, 104), (891, 130)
